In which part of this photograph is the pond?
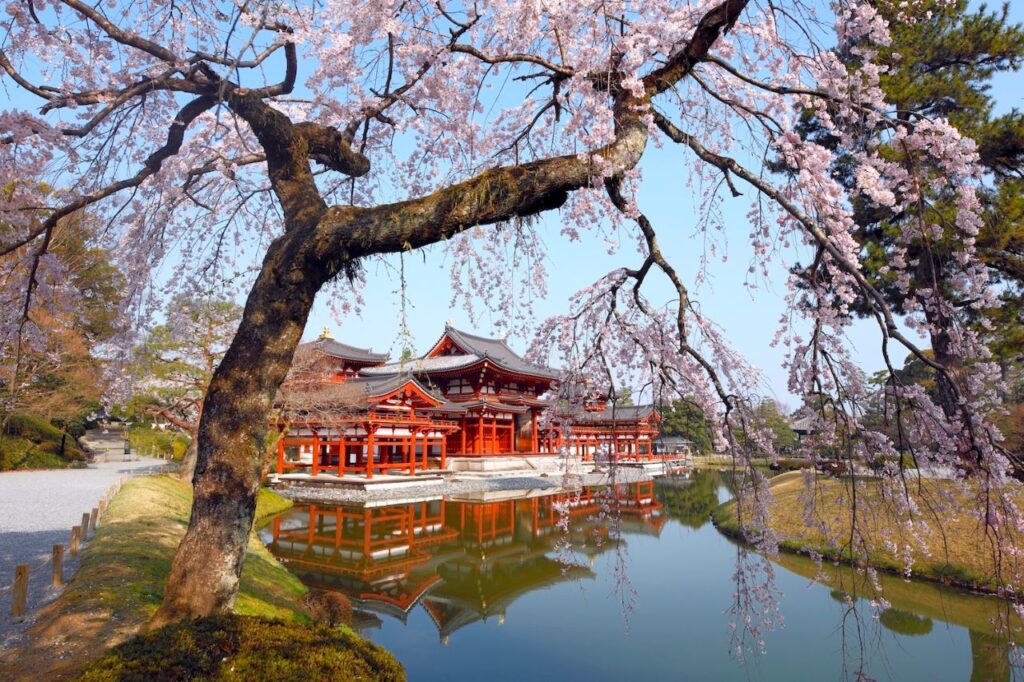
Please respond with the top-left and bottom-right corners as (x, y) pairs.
(262, 472), (1021, 681)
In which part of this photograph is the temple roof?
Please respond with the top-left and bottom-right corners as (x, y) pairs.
(300, 336), (389, 364)
(276, 374), (442, 410)
(360, 354), (482, 375)
(432, 325), (559, 380)
(570, 404), (659, 423)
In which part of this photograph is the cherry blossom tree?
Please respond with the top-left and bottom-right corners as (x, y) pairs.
(0, 0), (1016, 629)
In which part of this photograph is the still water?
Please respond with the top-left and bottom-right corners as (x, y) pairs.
(262, 472), (1020, 681)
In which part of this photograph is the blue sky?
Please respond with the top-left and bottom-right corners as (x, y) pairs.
(303, 1), (1024, 406)
(3, 2), (1021, 407)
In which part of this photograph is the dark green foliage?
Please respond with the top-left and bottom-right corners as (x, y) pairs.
(795, 1), (1024, 364)
(658, 399), (713, 453)
(76, 615), (405, 682)
(879, 608), (934, 637)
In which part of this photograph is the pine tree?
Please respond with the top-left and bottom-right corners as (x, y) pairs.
(794, 0), (1024, 415)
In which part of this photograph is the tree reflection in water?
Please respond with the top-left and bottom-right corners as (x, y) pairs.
(264, 476), (1021, 680)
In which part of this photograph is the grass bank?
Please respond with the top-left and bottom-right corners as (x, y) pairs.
(713, 471), (1024, 594)
(0, 476), (313, 680)
(0, 414), (87, 471)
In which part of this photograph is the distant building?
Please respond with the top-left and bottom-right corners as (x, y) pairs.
(789, 413), (818, 444)
(653, 435), (694, 456)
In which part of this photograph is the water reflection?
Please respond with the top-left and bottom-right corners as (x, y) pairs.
(264, 472), (1021, 681)
(267, 482), (665, 640)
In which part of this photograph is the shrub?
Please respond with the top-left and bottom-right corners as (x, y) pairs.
(931, 562), (981, 587)
(127, 426), (190, 461)
(303, 591), (354, 628)
(76, 614), (404, 681)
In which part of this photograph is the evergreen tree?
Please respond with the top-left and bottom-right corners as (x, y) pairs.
(793, 0), (1024, 417)
(128, 295), (241, 482)
(659, 400), (714, 454)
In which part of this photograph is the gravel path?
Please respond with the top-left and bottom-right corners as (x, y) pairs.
(0, 430), (166, 651)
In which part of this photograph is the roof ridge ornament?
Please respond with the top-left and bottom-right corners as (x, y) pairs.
(319, 326), (333, 340)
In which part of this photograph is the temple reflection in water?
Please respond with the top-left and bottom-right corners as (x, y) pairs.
(265, 482), (666, 640)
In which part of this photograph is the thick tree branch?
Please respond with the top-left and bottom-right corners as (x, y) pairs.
(315, 111), (648, 261)
(643, 0), (748, 96)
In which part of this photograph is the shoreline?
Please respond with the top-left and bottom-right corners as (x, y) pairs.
(271, 466), (664, 505)
(710, 471), (1024, 599)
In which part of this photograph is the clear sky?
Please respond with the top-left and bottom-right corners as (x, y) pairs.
(3, 2), (1021, 408)
(302, 0), (1024, 407)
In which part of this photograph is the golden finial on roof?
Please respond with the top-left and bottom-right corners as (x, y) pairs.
(319, 326), (333, 340)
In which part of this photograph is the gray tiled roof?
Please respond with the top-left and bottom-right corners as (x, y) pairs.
(360, 354), (482, 375)
(789, 414), (818, 434)
(276, 374), (440, 410)
(432, 325), (559, 379)
(301, 337), (388, 363)
(570, 404), (658, 423)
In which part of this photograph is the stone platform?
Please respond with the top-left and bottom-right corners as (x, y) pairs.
(270, 471), (444, 491)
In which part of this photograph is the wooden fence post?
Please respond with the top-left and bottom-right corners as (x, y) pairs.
(11, 565), (28, 619)
(90, 508), (98, 531)
(70, 526), (80, 555)
(52, 545), (63, 587)
(81, 513), (91, 540)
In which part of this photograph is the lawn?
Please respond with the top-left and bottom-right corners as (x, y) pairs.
(714, 470), (1024, 593)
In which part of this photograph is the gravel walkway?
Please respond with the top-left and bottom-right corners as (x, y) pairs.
(0, 430), (165, 651)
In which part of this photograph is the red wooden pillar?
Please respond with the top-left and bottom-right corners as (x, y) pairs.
(403, 430), (411, 473)
(460, 422), (466, 454)
(491, 416), (498, 454)
(277, 438), (285, 473)
(312, 431), (321, 477)
(342, 432), (350, 475)
(440, 436), (447, 471)
(477, 413), (484, 455)
(531, 411), (539, 453)
(366, 427), (375, 479)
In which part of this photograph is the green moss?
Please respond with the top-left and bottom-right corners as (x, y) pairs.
(255, 487), (293, 526)
(76, 615), (405, 681)
(0, 413), (86, 470)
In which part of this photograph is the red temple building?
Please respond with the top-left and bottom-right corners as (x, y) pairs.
(274, 325), (673, 478)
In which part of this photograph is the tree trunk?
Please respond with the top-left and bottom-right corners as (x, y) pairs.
(150, 230), (328, 627)
(178, 435), (198, 483)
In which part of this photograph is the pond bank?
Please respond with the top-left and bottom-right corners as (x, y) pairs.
(712, 470), (1024, 596)
(0, 476), (309, 680)
(272, 466), (664, 505)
